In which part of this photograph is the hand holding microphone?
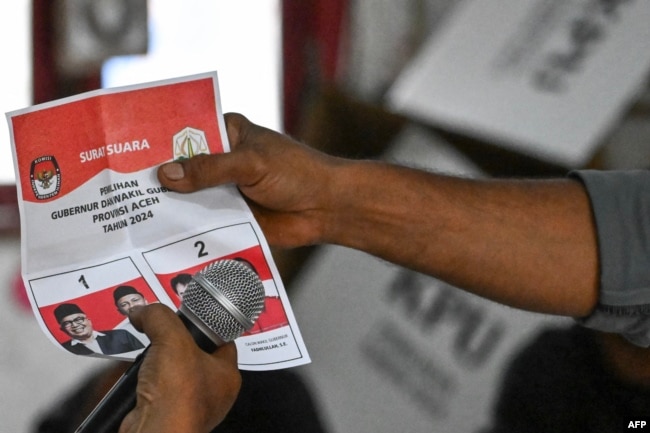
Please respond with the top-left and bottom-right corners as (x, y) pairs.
(75, 259), (266, 433)
(117, 305), (239, 433)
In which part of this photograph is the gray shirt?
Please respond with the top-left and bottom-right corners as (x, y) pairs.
(571, 169), (650, 347)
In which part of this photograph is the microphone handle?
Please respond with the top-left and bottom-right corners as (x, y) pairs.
(75, 314), (218, 433)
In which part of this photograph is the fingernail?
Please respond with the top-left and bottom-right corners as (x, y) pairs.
(162, 163), (185, 180)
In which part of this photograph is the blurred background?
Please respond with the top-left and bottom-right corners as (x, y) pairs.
(2, 1), (650, 432)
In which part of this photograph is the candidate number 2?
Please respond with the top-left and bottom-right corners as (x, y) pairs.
(194, 240), (209, 258)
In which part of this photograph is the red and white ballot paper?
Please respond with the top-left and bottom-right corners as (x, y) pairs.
(7, 72), (310, 370)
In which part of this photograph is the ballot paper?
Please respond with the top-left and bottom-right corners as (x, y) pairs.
(7, 72), (310, 370)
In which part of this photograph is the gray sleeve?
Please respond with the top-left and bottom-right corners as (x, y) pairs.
(570, 169), (650, 347)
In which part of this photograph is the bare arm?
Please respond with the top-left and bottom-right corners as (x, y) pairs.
(326, 162), (599, 316)
(157, 113), (599, 317)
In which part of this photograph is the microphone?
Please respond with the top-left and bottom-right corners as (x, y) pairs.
(74, 259), (266, 433)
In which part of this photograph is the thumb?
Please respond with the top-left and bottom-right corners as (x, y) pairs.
(156, 113), (264, 193)
(157, 153), (245, 193)
(128, 303), (187, 344)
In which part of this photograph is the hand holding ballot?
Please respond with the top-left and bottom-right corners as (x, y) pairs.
(158, 112), (341, 250)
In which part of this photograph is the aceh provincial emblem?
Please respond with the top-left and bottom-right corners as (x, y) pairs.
(30, 155), (61, 200)
(172, 127), (209, 160)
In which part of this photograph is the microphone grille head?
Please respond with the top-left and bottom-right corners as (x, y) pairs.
(182, 259), (266, 342)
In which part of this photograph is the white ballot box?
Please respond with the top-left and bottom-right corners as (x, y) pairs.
(387, 0), (650, 168)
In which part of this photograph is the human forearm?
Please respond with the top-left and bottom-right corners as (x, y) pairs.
(325, 160), (599, 317)
(158, 113), (599, 318)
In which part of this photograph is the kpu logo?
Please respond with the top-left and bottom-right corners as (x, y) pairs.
(30, 155), (61, 200)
